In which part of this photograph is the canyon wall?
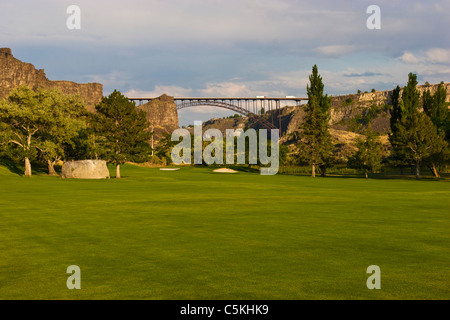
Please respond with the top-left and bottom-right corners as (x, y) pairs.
(0, 48), (103, 112)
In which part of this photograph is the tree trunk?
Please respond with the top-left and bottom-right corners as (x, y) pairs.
(47, 160), (58, 176)
(24, 157), (32, 177)
(320, 165), (327, 177)
(116, 163), (121, 179)
(429, 164), (440, 178)
(311, 163), (316, 177)
(24, 133), (33, 177)
(415, 160), (420, 180)
(151, 124), (154, 156)
(365, 170), (368, 179)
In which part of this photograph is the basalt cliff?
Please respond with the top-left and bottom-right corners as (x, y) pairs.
(0, 48), (103, 112)
(137, 95), (179, 141)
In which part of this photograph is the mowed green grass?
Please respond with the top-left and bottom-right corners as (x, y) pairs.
(0, 164), (449, 300)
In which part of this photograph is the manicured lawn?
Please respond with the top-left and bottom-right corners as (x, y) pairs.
(0, 164), (449, 299)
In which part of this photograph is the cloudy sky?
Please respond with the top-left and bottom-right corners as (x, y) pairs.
(1, 0), (449, 125)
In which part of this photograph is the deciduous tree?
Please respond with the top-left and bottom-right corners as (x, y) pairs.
(0, 86), (58, 176)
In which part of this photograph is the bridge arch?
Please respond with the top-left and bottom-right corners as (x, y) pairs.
(176, 100), (251, 116)
(176, 99), (281, 130)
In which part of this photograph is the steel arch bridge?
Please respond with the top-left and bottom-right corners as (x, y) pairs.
(128, 96), (308, 130)
(176, 99), (253, 116)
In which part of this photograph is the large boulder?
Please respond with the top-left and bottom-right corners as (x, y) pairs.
(61, 160), (110, 179)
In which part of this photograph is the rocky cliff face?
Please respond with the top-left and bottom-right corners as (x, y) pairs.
(0, 48), (103, 112)
(329, 83), (450, 134)
(137, 94), (179, 142)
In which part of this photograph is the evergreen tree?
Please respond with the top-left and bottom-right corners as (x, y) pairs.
(155, 133), (177, 165)
(390, 110), (447, 179)
(348, 125), (383, 179)
(401, 72), (420, 116)
(93, 90), (153, 178)
(298, 65), (333, 177)
(422, 82), (450, 177)
(389, 73), (426, 176)
(423, 82), (449, 137)
(389, 85), (402, 135)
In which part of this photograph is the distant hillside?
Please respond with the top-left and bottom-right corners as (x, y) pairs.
(199, 82), (450, 162)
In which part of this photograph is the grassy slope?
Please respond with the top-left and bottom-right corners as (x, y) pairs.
(0, 164), (449, 299)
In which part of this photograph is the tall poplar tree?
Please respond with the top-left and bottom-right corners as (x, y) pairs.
(423, 82), (449, 138)
(422, 82), (449, 177)
(298, 65), (333, 177)
(389, 85), (402, 135)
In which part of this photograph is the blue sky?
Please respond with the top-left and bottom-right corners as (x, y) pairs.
(1, 0), (449, 125)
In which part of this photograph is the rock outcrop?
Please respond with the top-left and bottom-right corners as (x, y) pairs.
(329, 83), (450, 131)
(137, 94), (179, 142)
(61, 160), (110, 179)
(0, 48), (103, 112)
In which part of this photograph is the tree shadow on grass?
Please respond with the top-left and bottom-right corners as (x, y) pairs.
(228, 165), (260, 173)
(0, 157), (23, 175)
(312, 172), (449, 182)
(0, 157), (61, 177)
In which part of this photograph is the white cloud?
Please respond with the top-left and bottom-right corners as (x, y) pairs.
(424, 48), (450, 64)
(399, 48), (450, 65)
(125, 86), (193, 98)
(198, 82), (251, 97)
(314, 45), (357, 57)
(399, 52), (419, 64)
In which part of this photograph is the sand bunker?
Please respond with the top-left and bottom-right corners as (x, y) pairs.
(213, 168), (238, 173)
(160, 168), (180, 171)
